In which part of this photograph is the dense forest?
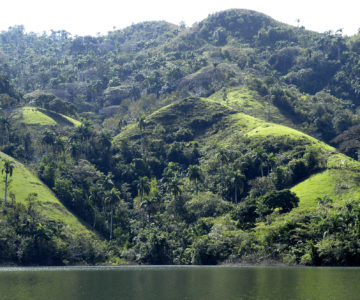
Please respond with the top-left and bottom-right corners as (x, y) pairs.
(1, 9), (360, 265)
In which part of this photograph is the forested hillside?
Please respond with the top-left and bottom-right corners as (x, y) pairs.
(1, 9), (360, 265)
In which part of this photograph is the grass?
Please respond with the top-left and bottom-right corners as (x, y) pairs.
(63, 115), (81, 127)
(19, 107), (81, 127)
(114, 97), (236, 143)
(246, 122), (335, 151)
(291, 152), (360, 208)
(291, 169), (360, 209)
(209, 86), (294, 126)
(198, 99), (360, 210)
(21, 107), (57, 125)
(0, 151), (93, 235)
(210, 111), (335, 155)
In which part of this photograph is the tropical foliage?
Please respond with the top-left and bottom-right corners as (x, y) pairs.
(1, 9), (360, 265)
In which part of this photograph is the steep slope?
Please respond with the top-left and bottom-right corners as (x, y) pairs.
(209, 86), (294, 127)
(17, 106), (81, 127)
(0, 151), (91, 234)
(291, 154), (360, 208)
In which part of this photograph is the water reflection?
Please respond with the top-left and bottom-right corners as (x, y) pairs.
(0, 266), (359, 300)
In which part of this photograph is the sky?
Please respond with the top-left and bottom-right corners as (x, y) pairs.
(1, 0), (359, 36)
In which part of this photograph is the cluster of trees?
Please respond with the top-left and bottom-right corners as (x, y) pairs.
(0, 196), (108, 265)
(247, 77), (356, 143)
(251, 198), (360, 265)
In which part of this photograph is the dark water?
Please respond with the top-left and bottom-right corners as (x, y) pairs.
(0, 266), (359, 300)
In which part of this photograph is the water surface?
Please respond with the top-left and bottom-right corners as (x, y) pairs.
(0, 265), (359, 300)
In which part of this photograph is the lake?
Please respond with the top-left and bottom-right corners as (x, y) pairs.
(0, 266), (359, 300)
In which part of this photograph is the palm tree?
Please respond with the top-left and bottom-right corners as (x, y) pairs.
(2, 159), (15, 210)
(168, 176), (182, 201)
(188, 164), (202, 194)
(0, 114), (12, 145)
(101, 173), (114, 218)
(137, 176), (150, 203)
(89, 185), (103, 229)
(53, 136), (65, 165)
(317, 195), (333, 209)
(67, 141), (81, 160)
(252, 147), (267, 177)
(265, 152), (276, 174)
(230, 170), (246, 203)
(74, 121), (93, 154)
(140, 196), (155, 223)
(105, 187), (121, 240)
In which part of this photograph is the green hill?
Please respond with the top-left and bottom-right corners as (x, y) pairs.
(114, 96), (357, 208)
(0, 151), (91, 234)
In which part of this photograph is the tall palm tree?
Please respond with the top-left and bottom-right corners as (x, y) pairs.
(53, 136), (65, 166)
(253, 147), (267, 177)
(2, 159), (15, 210)
(67, 141), (81, 160)
(105, 187), (121, 240)
(74, 121), (93, 154)
(137, 176), (150, 203)
(140, 196), (155, 223)
(168, 176), (182, 201)
(230, 170), (246, 204)
(89, 185), (103, 229)
(188, 164), (202, 194)
(0, 114), (12, 145)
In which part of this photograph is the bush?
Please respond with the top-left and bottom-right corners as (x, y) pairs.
(258, 189), (299, 216)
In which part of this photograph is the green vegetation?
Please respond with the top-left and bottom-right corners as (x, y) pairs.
(0, 152), (91, 232)
(19, 107), (80, 127)
(1, 8), (360, 266)
(292, 169), (360, 208)
(20, 107), (57, 125)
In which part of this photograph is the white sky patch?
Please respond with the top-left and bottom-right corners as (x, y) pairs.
(1, 0), (359, 36)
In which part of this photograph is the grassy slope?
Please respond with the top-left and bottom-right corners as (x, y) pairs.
(115, 95), (360, 209)
(0, 151), (92, 235)
(209, 86), (295, 127)
(21, 106), (57, 125)
(292, 153), (360, 209)
(209, 87), (360, 208)
(19, 106), (81, 127)
(114, 97), (236, 142)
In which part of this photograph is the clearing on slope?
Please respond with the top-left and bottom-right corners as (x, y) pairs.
(291, 153), (360, 209)
(17, 106), (81, 127)
(0, 151), (92, 235)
